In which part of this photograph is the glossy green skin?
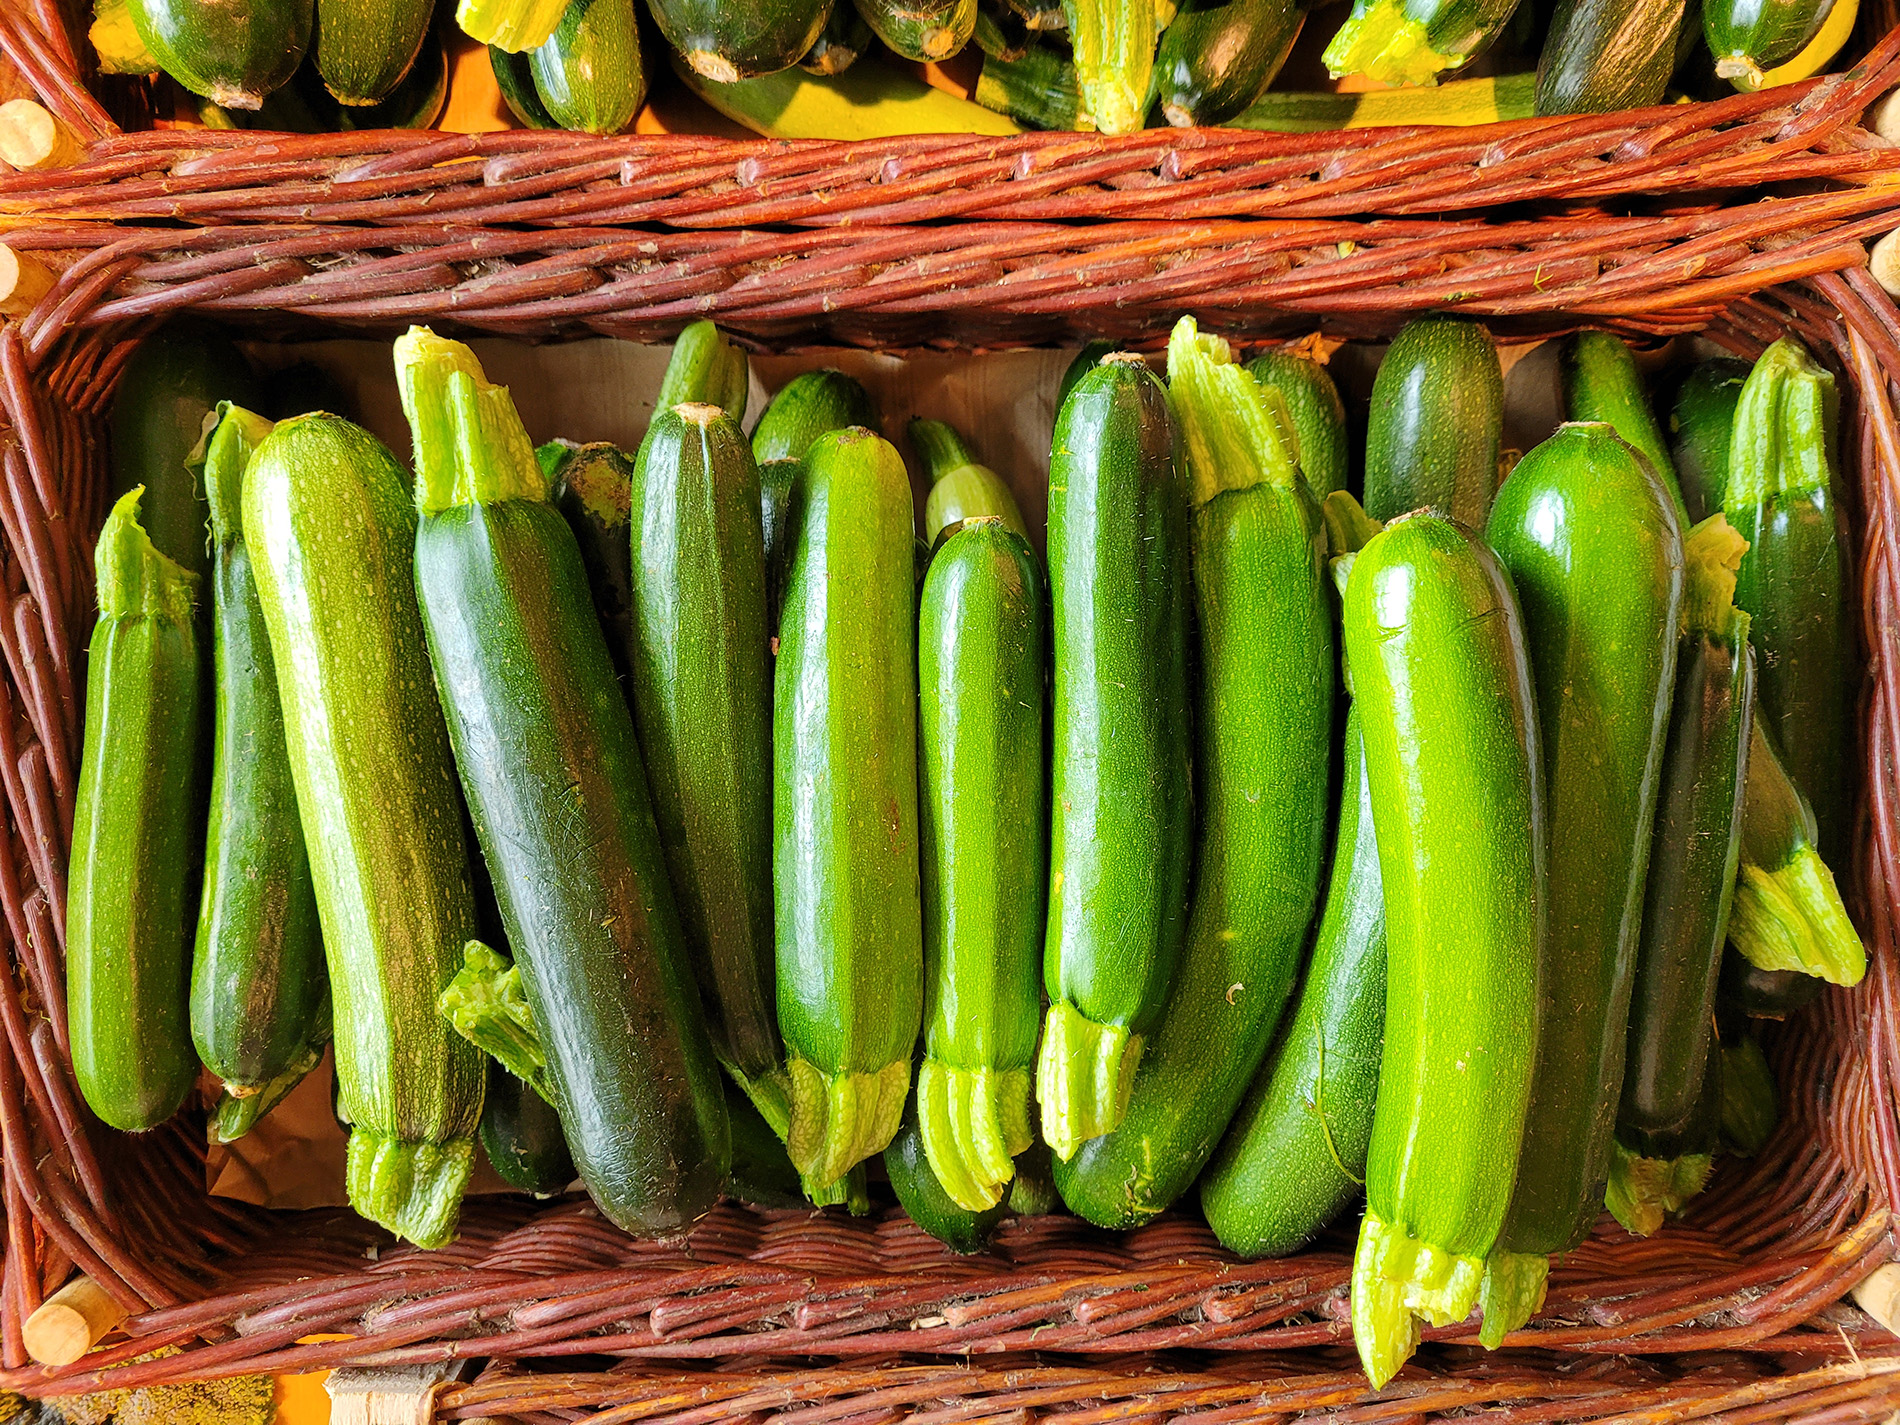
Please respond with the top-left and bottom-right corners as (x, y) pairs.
(1739, 720), (1820, 876)
(1056, 478), (1331, 1228)
(628, 410), (780, 1088)
(1155, 0), (1302, 126)
(243, 415), (484, 1161)
(1056, 342), (1115, 411)
(919, 523), (1047, 1086)
(1704, 0), (1836, 72)
(1044, 360), (1192, 1040)
(335, 27), (447, 126)
(1618, 625), (1753, 1159)
(726, 1081), (807, 1207)
(491, 45), (559, 126)
(647, 0), (836, 78)
(752, 371), (878, 464)
(418, 498), (730, 1233)
(1344, 515), (1543, 1261)
(1363, 318), (1503, 529)
(532, 0), (645, 134)
(1669, 359), (1749, 526)
(1534, 0), (1685, 114)
(1487, 424), (1683, 1258)
(886, 1094), (1009, 1251)
(127, 0), (310, 106)
(553, 445), (635, 680)
(313, 0), (431, 103)
(759, 458), (801, 632)
(1201, 708), (1386, 1259)
(853, 0), (978, 58)
(1560, 332), (1684, 515)
(69, 578), (202, 1133)
(480, 1062), (576, 1196)
(1719, 948), (1821, 1018)
(1246, 352), (1347, 497)
(774, 429), (924, 1081)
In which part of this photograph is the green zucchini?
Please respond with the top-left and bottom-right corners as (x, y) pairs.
(481, 1060), (576, 1196)
(659, 321), (750, 421)
(1716, 1016), (1777, 1153)
(1669, 358), (1750, 526)
(1322, 0), (1522, 83)
(550, 442), (636, 678)
(460, 0), (568, 49)
(1246, 349), (1348, 497)
(314, 0), (431, 103)
(627, 406), (781, 1104)
(974, 41), (1081, 128)
(646, 0), (837, 79)
(752, 370), (877, 464)
(1534, 0), (1687, 113)
(916, 519), (1046, 1212)
(402, 333), (729, 1234)
(1054, 321), (1331, 1228)
(1363, 318), (1503, 528)
(1605, 516), (1753, 1237)
(854, 0), (978, 57)
(1719, 948), (1822, 1019)
(1057, 341), (1116, 410)
(975, 4), (1030, 55)
(803, 2), (875, 70)
(1560, 331), (1685, 517)
(726, 1080), (808, 1207)
(1064, 0), (1158, 133)
(1010, 1137), (1057, 1213)
(334, 26), (448, 126)
(1723, 337), (1854, 867)
(912, 419), (1031, 547)
(491, 44), (558, 125)
(68, 491), (203, 1135)
(244, 412), (484, 1248)
(1342, 513), (1543, 1389)
(530, 0), (645, 134)
(127, 0), (311, 107)
(1155, 0), (1301, 126)
(887, 1087), (1010, 1251)
(760, 457), (801, 632)
(1040, 355), (1192, 1162)
(1704, 0), (1839, 85)
(775, 427), (924, 1190)
(190, 405), (329, 1141)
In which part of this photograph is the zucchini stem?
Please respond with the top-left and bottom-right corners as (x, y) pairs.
(1322, 0), (1458, 85)
(1165, 316), (1302, 508)
(210, 1040), (325, 1144)
(345, 1131), (476, 1250)
(1476, 1250), (1548, 1350)
(917, 1060), (1034, 1211)
(395, 327), (546, 513)
(1036, 998), (1142, 1160)
(1604, 1140), (1712, 1237)
(437, 941), (558, 1106)
(97, 488), (198, 625)
(1352, 1210), (1485, 1387)
(785, 1057), (911, 1191)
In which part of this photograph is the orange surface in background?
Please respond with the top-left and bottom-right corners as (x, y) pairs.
(275, 1370), (331, 1423)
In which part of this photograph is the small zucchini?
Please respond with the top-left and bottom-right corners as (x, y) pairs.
(1705, 0), (1840, 86)
(126, 0), (311, 107)
(1363, 318), (1504, 528)
(1716, 1014), (1777, 1153)
(888, 1086), (1010, 1251)
(1669, 358), (1751, 525)
(659, 320), (751, 421)
(912, 419), (1032, 546)
(646, 0), (837, 79)
(1323, 0), (1523, 84)
(1534, 0), (1688, 113)
(1246, 349), (1348, 497)
(530, 0), (647, 133)
(548, 442), (636, 678)
(481, 1061), (576, 1197)
(726, 1080), (808, 1208)
(1064, 0), (1159, 133)
(313, 0), (432, 103)
(68, 490), (203, 1135)
(753, 369), (877, 464)
(1560, 331), (1685, 517)
(803, 2), (875, 70)
(854, 0), (978, 58)
(1155, 0), (1302, 126)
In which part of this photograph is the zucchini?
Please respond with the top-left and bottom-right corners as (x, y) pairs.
(775, 428), (924, 1190)
(760, 458), (801, 633)
(1233, 70), (1537, 128)
(975, 41), (1083, 128)
(529, 0), (645, 132)
(481, 1061), (576, 1196)
(854, 0), (978, 58)
(1363, 318), (1503, 529)
(1322, 0), (1522, 84)
(1719, 948), (1822, 1018)
(626, 406), (781, 1103)
(803, 2), (875, 70)
(1010, 1137), (1057, 1213)
(1480, 422), (1683, 1342)
(648, 0), (838, 79)
(1155, 0), (1302, 126)
(550, 442), (636, 678)
(190, 405), (329, 1140)
(1704, 0), (1839, 85)
(912, 419), (1032, 546)
(1560, 331), (1685, 517)
(244, 412), (484, 1248)
(1606, 516), (1753, 1237)
(314, 0), (432, 103)
(975, 4), (1030, 55)
(887, 1086), (1010, 1251)
(1534, 0), (1687, 113)
(68, 491), (203, 1135)
(1716, 1017), (1777, 1153)
(460, 0), (568, 49)
(1057, 341), (1116, 410)
(491, 44), (558, 125)
(1065, 0), (1159, 133)
(334, 26), (448, 126)
(658, 320), (750, 422)
(1723, 337), (1854, 867)
(726, 1081), (808, 1207)
(1055, 323), (1332, 1230)
(1341, 513), (1543, 1389)
(753, 370), (878, 464)
(402, 333), (730, 1234)
(126, 0), (311, 107)
(916, 519), (1046, 1212)
(1246, 349), (1348, 497)
(1040, 355), (1192, 1161)
(1669, 358), (1751, 525)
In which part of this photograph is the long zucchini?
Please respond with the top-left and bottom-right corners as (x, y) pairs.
(1669, 358), (1751, 525)
(314, 0), (432, 103)
(912, 419), (1031, 546)
(1534, 0), (1687, 113)
(1323, 0), (1523, 84)
(1040, 355), (1192, 1161)
(1363, 318), (1503, 528)
(1155, 0), (1301, 125)
(854, 0), (978, 58)
(648, 0), (838, 78)
(126, 0), (311, 107)
(1246, 349), (1348, 497)
(245, 413), (485, 1248)
(530, 0), (647, 133)
(1560, 331), (1685, 517)
(1064, 0), (1158, 133)
(658, 320), (750, 421)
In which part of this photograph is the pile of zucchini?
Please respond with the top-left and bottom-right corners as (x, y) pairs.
(74, 313), (1862, 1380)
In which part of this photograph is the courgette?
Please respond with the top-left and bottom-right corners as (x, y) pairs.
(1363, 318), (1503, 528)
(1155, 0), (1302, 125)
(190, 405), (329, 1141)
(403, 333), (730, 1234)
(1342, 513), (1543, 1389)
(912, 420), (1031, 546)
(68, 491), (203, 1135)
(1040, 355), (1192, 1161)
(753, 370), (878, 464)
(481, 1060), (576, 1196)
(334, 26), (448, 126)
(1560, 331), (1685, 517)
(1716, 1017), (1777, 1153)
(530, 0), (646, 133)
(1669, 358), (1750, 525)
(760, 458), (801, 633)
(975, 41), (1084, 128)
(1534, 0), (1687, 113)
(244, 412), (485, 1248)
(314, 0), (431, 103)
(658, 320), (750, 422)
(1065, 0), (1158, 133)
(1057, 341), (1115, 410)
(126, 0), (311, 107)
(1232, 70), (1537, 128)
(549, 442), (636, 678)
(491, 44), (558, 125)
(854, 0), (978, 58)
(648, 0), (838, 79)
(803, 2), (875, 70)
(887, 1087), (1010, 1252)
(1322, 0), (1523, 84)
(775, 427), (925, 1190)
(1246, 349), (1348, 497)
(1704, 0), (1839, 85)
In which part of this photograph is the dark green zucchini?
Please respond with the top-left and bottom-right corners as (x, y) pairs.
(974, 4), (1030, 55)
(1155, 0), (1302, 126)
(126, 0), (311, 107)
(1534, 0), (1688, 113)
(401, 331), (729, 1234)
(912, 419), (1031, 546)
(646, 0), (837, 79)
(1065, 0), (1159, 132)
(759, 457), (801, 633)
(887, 1088), (1009, 1252)
(313, 0), (431, 103)
(531, 0), (646, 133)
(752, 370), (877, 464)
(1247, 349), (1348, 497)
(1323, 0), (1523, 83)
(1704, 0), (1839, 85)
(1056, 341), (1115, 410)
(802, 2), (875, 70)
(551, 442), (636, 679)
(974, 41), (1081, 128)
(726, 1081), (807, 1208)
(1363, 318), (1504, 528)
(1560, 331), (1684, 517)
(491, 44), (559, 125)
(854, 0), (978, 57)
(659, 321), (750, 420)
(481, 1060), (576, 1196)
(1669, 358), (1751, 525)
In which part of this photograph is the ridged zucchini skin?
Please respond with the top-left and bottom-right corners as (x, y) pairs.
(1064, 0), (1158, 133)
(403, 336), (730, 1234)
(1155, 0), (1302, 126)
(1039, 356), (1192, 1162)
(1482, 423), (1683, 1330)
(1247, 350), (1348, 497)
(647, 0), (837, 80)
(1343, 514), (1544, 1390)
(627, 407), (781, 1095)
(190, 406), (329, 1121)
(1534, 0), (1686, 113)
(127, 0), (311, 108)
(244, 413), (485, 1248)
(854, 0), (978, 58)
(69, 491), (203, 1135)
(531, 0), (647, 133)
(313, 0), (431, 103)
(1560, 332), (1684, 516)
(1363, 318), (1504, 528)
(916, 520), (1046, 1212)
(480, 1062), (575, 1196)
(887, 1089), (1010, 1252)
(1704, 0), (1838, 83)
(1201, 708), (1385, 1258)
(1670, 358), (1751, 525)
(1322, 0), (1523, 84)
(775, 427), (925, 1190)
(753, 370), (878, 464)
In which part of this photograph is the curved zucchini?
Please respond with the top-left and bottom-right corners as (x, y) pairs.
(1323, 0), (1522, 83)
(887, 1087), (1010, 1252)
(1669, 358), (1750, 525)
(648, 0), (837, 79)
(1342, 514), (1543, 1389)
(314, 0), (431, 103)
(912, 419), (1031, 546)
(529, 0), (646, 133)
(1040, 355), (1192, 1162)
(1363, 318), (1503, 528)
(550, 442), (636, 677)
(491, 44), (559, 125)
(775, 428), (925, 1191)
(854, 0), (978, 57)
(659, 321), (750, 422)
(1247, 350), (1348, 497)
(1065, 0), (1158, 133)
(1054, 320), (1332, 1229)
(1705, 0), (1839, 85)
(1560, 331), (1684, 517)
(1155, 0), (1301, 126)
(481, 1061), (576, 1196)
(69, 491), (203, 1135)
(245, 413), (485, 1248)
(803, 2), (875, 70)
(127, 0), (311, 108)
(1534, 0), (1687, 113)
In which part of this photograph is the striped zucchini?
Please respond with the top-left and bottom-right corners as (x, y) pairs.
(645, 0), (836, 79)
(530, 0), (647, 133)
(1247, 350), (1348, 497)
(1705, 0), (1841, 85)
(1669, 358), (1751, 525)
(1065, 0), (1159, 133)
(1323, 0), (1523, 83)
(912, 419), (1032, 546)
(854, 0), (978, 58)
(1534, 0), (1687, 113)
(1363, 318), (1504, 528)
